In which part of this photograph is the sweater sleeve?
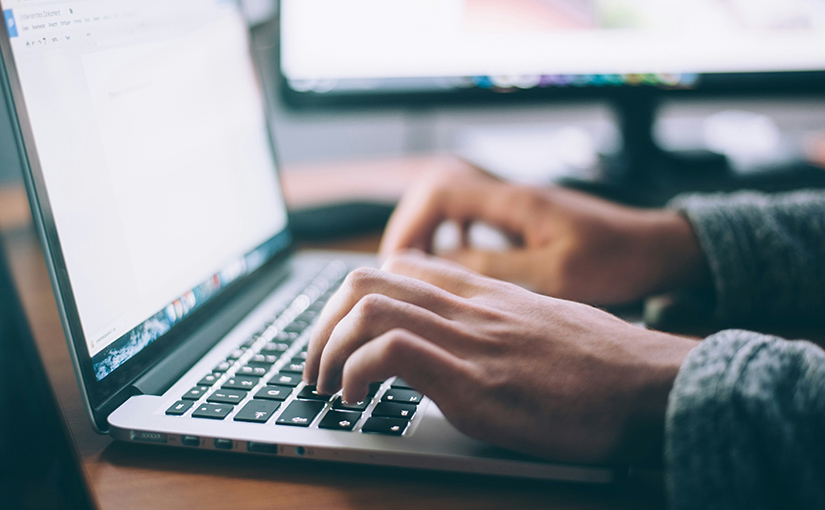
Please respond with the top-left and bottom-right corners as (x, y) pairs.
(665, 329), (825, 510)
(669, 190), (825, 325)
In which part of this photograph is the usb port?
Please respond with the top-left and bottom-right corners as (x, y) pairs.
(131, 431), (167, 444)
(181, 435), (200, 447)
(214, 438), (233, 450)
(247, 442), (278, 455)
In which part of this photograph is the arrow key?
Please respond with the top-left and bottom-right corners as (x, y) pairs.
(234, 400), (280, 423)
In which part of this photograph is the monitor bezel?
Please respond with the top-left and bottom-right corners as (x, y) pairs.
(0, 0), (295, 432)
(277, 12), (825, 110)
(280, 69), (825, 111)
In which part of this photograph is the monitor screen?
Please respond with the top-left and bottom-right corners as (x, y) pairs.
(2, 0), (289, 381)
(280, 0), (825, 97)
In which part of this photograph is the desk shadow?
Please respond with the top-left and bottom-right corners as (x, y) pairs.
(99, 441), (666, 510)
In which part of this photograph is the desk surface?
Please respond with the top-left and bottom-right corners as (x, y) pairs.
(0, 157), (665, 510)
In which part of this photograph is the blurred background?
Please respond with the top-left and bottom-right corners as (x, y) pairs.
(2, 0), (824, 190)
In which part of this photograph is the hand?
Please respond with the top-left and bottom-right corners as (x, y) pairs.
(305, 251), (698, 464)
(380, 163), (709, 306)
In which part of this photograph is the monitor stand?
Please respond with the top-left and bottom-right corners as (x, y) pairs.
(558, 90), (825, 207)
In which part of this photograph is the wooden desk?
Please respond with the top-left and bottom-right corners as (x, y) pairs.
(0, 157), (665, 510)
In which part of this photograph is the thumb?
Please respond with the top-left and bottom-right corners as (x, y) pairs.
(441, 248), (536, 286)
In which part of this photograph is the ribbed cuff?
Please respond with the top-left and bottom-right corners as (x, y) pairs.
(668, 193), (765, 322)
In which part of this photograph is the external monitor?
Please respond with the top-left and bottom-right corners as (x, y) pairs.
(279, 0), (825, 203)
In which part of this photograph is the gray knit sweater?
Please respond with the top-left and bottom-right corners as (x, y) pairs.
(666, 191), (825, 509)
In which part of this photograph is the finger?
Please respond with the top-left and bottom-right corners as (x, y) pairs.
(340, 328), (471, 405)
(381, 250), (489, 298)
(304, 266), (464, 384)
(379, 172), (530, 258)
(441, 248), (537, 288)
(315, 294), (463, 394)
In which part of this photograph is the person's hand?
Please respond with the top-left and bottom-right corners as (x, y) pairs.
(380, 163), (709, 306)
(305, 251), (698, 464)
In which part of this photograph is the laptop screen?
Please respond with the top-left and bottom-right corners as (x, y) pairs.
(2, 0), (289, 381)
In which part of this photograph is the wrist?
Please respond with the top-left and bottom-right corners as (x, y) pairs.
(618, 330), (699, 466)
(640, 210), (711, 295)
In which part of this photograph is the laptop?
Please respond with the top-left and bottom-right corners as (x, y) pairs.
(0, 236), (97, 510)
(0, 0), (617, 483)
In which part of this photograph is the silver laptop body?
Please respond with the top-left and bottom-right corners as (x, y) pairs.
(0, 0), (617, 483)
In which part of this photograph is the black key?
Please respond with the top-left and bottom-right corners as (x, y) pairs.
(246, 361), (274, 370)
(250, 354), (278, 365)
(261, 341), (290, 355)
(237, 365), (268, 377)
(367, 382), (383, 397)
(361, 417), (408, 436)
(281, 360), (305, 374)
(318, 410), (361, 431)
(332, 396), (370, 412)
(214, 360), (233, 373)
(280, 363), (304, 379)
(254, 323), (273, 337)
(296, 310), (319, 323)
(226, 348), (246, 360)
(207, 389), (247, 405)
(276, 400), (325, 427)
(254, 385), (292, 401)
(274, 331), (299, 343)
(166, 400), (194, 416)
(222, 376), (260, 390)
(283, 320), (309, 334)
(296, 385), (333, 401)
(182, 386), (209, 400)
(307, 300), (326, 313)
(382, 389), (422, 405)
(197, 373), (221, 387)
(391, 378), (416, 390)
(234, 400), (280, 423)
(372, 402), (416, 420)
(192, 403), (233, 420)
(267, 372), (301, 387)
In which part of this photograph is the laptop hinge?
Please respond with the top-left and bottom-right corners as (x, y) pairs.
(131, 260), (293, 396)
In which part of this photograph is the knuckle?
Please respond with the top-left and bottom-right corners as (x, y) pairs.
(377, 329), (413, 364)
(344, 267), (380, 293)
(417, 171), (451, 200)
(354, 293), (389, 322)
(381, 256), (401, 274)
(519, 191), (545, 218)
(472, 303), (507, 324)
(382, 249), (422, 273)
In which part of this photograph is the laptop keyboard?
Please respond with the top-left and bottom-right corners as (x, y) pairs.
(164, 261), (423, 437)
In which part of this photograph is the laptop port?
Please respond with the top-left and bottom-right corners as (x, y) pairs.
(181, 435), (200, 447)
(131, 431), (167, 444)
(214, 438), (233, 450)
(247, 442), (279, 455)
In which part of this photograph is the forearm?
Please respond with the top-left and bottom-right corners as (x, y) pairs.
(670, 190), (825, 325)
(665, 329), (825, 510)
